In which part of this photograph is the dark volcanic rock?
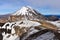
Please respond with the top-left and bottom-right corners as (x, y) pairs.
(0, 34), (3, 40)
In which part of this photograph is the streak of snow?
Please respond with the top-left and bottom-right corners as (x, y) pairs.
(11, 27), (15, 34)
(3, 33), (19, 40)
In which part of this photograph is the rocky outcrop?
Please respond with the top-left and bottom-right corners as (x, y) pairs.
(0, 18), (8, 23)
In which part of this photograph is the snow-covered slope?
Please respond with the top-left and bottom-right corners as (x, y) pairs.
(1, 20), (41, 40)
(15, 20), (41, 28)
(12, 6), (47, 20)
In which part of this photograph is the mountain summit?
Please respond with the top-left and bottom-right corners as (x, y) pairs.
(13, 6), (35, 15)
(11, 6), (47, 21)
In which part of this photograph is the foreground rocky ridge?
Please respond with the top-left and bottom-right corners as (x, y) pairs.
(0, 20), (59, 40)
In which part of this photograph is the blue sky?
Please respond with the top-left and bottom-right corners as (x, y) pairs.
(0, 0), (60, 15)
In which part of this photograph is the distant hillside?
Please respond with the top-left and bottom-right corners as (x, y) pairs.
(45, 15), (60, 21)
(45, 15), (60, 18)
(0, 14), (11, 19)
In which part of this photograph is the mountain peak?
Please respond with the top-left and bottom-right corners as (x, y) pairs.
(12, 6), (35, 15)
(11, 6), (47, 21)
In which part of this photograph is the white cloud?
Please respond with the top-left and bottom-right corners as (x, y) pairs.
(24, 0), (60, 9)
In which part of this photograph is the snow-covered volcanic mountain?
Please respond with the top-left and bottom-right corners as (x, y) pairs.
(0, 6), (60, 40)
(12, 6), (47, 21)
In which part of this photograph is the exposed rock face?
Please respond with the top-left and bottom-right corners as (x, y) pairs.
(0, 18), (8, 23)
(13, 26), (28, 36)
(8, 16), (20, 22)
